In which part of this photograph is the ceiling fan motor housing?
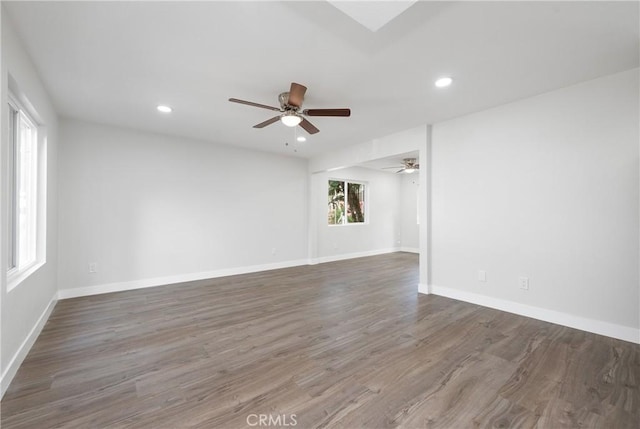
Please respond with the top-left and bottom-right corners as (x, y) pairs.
(278, 92), (299, 111)
(404, 158), (418, 167)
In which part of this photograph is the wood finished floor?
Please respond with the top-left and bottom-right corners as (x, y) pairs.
(1, 253), (639, 428)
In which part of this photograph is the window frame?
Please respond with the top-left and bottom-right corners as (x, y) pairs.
(6, 92), (45, 290)
(327, 178), (368, 226)
(7, 99), (18, 272)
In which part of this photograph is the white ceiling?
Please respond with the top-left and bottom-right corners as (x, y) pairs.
(4, 1), (639, 158)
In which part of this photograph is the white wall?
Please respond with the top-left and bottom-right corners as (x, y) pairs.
(309, 166), (402, 262)
(1, 11), (59, 395)
(399, 173), (419, 251)
(57, 119), (309, 296)
(430, 69), (639, 340)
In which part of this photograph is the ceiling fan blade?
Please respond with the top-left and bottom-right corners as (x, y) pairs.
(303, 108), (351, 117)
(253, 116), (281, 128)
(229, 98), (281, 112)
(288, 83), (307, 108)
(396, 169), (405, 174)
(299, 118), (319, 134)
(382, 166), (403, 169)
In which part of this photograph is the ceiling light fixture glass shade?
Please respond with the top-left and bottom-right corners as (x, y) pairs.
(157, 105), (172, 113)
(296, 136), (306, 142)
(404, 168), (415, 173)
(281, 113), (302, 127)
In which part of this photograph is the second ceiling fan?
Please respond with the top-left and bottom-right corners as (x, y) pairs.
(383, 158), (420, 174)
(229, 82), (350, 135)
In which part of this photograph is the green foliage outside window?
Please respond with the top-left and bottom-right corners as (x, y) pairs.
(328, 180), (365, 225)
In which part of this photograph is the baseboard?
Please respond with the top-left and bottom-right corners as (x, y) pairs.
(429, 284), (640, 345)
(399, 247), (420, 254)
(1, 293), (57, 399)
(418, 283), (430, 294)
(309, 248), (400, 265)
(58, 259), (310, 300)
(59, 251), (411, 299)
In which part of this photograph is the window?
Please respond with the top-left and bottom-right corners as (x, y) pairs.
(7, 95), (40, 280)
(328, 180), (366, 225)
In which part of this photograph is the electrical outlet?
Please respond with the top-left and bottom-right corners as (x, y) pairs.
(519, 277), (529, 290)
(88, 263), (97, 274)
(478, 270), (486, 282)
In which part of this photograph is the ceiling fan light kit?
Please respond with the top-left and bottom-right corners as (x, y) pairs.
(229, 82), (351, 135)
(281, 113), (302, 127)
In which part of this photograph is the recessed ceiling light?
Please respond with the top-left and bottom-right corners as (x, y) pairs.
(157, 105), (172, 113)
(434, 77), (453, 88)
(297, 136), (306, 142)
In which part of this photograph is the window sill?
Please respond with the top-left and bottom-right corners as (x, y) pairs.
(328, 222), (369, 227)
(7, 260), (46, 292)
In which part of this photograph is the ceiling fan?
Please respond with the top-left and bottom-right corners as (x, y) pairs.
(229, 82), (350, 135)
(384, 158), (420, 174)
